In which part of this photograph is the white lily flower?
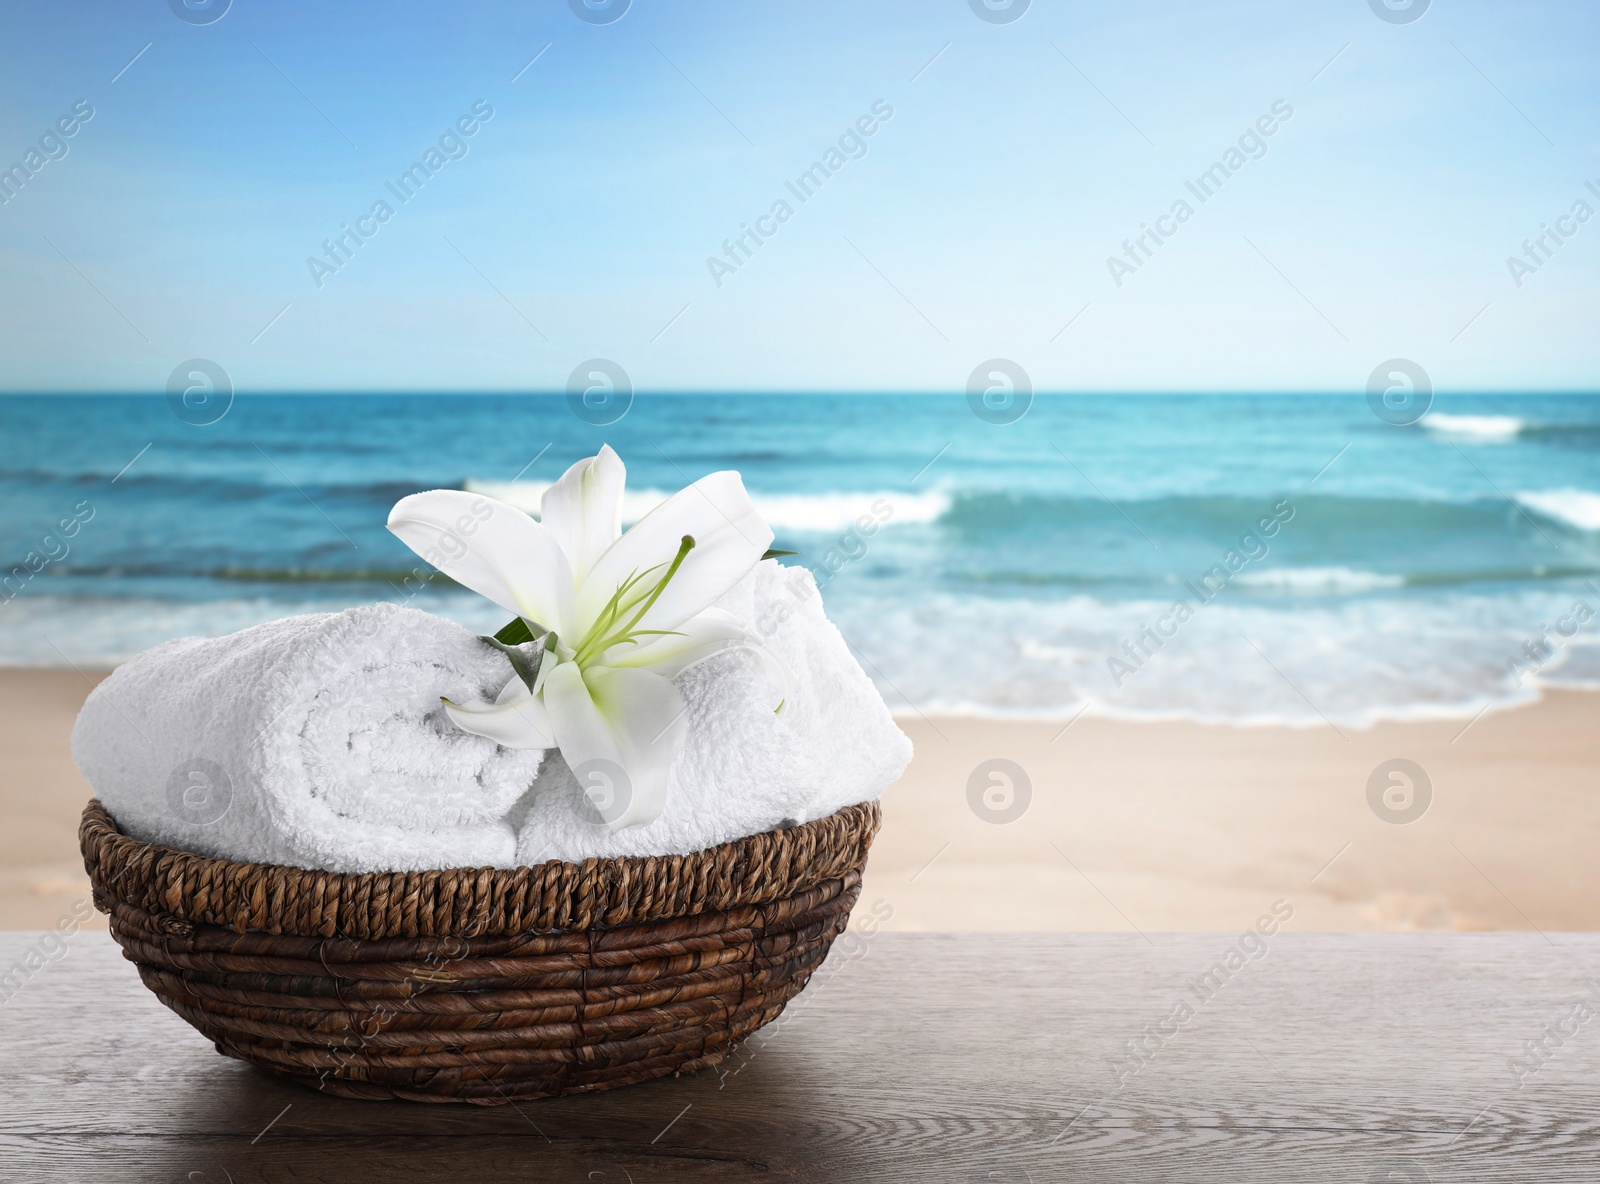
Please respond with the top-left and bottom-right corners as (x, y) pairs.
(386, 445), (785, 830)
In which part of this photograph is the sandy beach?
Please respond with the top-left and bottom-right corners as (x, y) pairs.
(3, 667), (1595, 933)
(865, 694), (1599, 933)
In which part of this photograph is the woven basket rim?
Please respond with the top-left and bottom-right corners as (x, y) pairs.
(81, 797), (880, 940)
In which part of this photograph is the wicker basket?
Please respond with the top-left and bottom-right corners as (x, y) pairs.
(79, 798), (879, 1104)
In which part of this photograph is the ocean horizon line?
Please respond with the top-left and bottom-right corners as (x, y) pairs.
(5, 389), (1600, 398)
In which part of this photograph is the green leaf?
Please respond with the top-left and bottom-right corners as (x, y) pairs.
(761, 548), (799, 561)
(481, 632), (551, 693)
(493, 617), (538, 645)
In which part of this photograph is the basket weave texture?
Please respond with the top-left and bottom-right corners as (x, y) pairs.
(80, 798), (879, 1104)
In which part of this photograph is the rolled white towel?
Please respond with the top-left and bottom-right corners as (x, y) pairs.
(71, 602), (545, 873)
(516, 561), (913, 864)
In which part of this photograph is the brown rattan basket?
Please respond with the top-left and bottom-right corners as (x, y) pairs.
(79, 798), (879, 1104)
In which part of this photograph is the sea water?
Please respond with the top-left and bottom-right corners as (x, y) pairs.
(2, 393), (1596, 728)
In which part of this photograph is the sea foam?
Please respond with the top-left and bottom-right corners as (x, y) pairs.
(1422, 413), (1525, 441)
(1233, 566), (1405, 593)
(819, 585), (1582, 728)
(1514, 488), (1600, 532)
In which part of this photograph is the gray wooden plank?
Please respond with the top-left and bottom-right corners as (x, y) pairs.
(2, 931), (1599, 1181)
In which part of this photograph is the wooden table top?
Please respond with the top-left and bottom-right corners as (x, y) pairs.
(3, 929), (1598, 1181)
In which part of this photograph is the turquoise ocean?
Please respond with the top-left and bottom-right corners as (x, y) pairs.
(2, 393), (1597, 727)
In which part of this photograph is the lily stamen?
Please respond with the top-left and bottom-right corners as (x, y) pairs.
(574, 535), (697, 667)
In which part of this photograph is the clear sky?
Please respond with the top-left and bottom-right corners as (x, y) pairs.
(0, 0), (1595, 392)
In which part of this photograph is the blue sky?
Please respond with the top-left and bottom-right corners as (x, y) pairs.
(0, 0), (1595, 392)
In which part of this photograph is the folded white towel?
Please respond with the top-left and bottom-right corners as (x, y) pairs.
(515, 561), (913, 864)
(71, 602), (543, 873)
(72, 565), (911, 873)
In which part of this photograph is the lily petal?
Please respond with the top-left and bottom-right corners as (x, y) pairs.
(600, 608), (790, 712)
(576, 470), (772, 637)
(442, 678), (557, 749)
(542, 659), (687, 830)
(388, 490), (574, 633)
(540, 445), (625, 585)
(597, 607), (747, 671)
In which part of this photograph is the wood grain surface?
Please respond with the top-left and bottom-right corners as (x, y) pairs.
(3, 930), (1599, 1181)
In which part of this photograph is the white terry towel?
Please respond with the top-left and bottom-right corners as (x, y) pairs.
(516, 561), (913, 864)
(71, 602), (543, 874)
